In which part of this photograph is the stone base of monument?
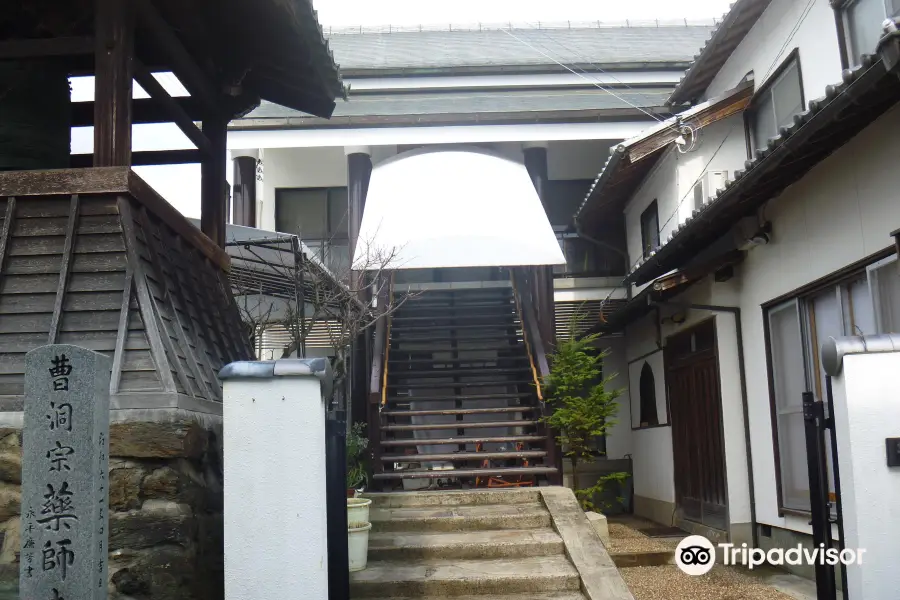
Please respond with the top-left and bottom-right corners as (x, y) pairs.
(0, 416), (223, 600)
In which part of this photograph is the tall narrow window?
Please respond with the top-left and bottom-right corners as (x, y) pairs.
(640, 201), (660, 259)
(639, 362), (659, 427)
(748, 54), (803, 152)
(844, 0), (900, 66)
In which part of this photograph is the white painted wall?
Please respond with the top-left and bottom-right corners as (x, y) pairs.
(705, 0), (843, 104)
(347, 71), (684, 91)
(733, 102), (900, 534)
(831, 351), (900, 599)
(623, 114), (748, 291)
(223, 373), (329, 600)
(599, 336), (632, 461)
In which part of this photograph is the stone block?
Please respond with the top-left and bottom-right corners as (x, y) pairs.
(0, 517), (19, 564)
(111, 545), (197, 600)
(0, 431), (21, 484)
(111, 421), (208, 460)
(109, 501), (196, 550)
(142, 465), (206, 509)
(0, 484), (20, 523)
(109, 461), (147, 511)
(585, 511), (610, 547)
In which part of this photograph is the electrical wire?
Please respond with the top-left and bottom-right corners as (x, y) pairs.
(760, 0), (817, 83)
(501, 28), (683, 130)
(516, 22), (677, 122)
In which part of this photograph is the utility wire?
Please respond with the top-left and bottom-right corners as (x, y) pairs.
(517, 22), (676, 122)
(501, 28), (682, 129)
(761, 0), (816, 82)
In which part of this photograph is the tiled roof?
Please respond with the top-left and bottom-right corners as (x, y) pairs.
(626, 27), (900, 286)
(573, 79), (754, 228)
(240, 86), (673, 125)
(325, 24), (717, 73)
(667, 0), (773, 106)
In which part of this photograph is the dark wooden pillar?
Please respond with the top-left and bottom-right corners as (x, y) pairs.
(93, 0), (135, 167)
(232, 153), (258, 227)
(347, 147), (373, 429)
(523, 143), (556, 350)
(201, 115), (228, 247)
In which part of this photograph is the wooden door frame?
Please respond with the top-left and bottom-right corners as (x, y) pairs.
(664, 316), (731, 531)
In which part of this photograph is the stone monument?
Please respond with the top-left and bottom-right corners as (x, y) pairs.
(20, 345), (111, 600)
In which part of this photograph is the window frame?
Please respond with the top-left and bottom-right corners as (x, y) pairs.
(839, 0), (899, 67)
(274, 186), (350, 273)
(744, 49), (805, 158)
(763, 249), (899, 515)
(640, 200), (660, 260)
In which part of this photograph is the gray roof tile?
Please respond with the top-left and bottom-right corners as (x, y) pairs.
(326, 26), (716, 71)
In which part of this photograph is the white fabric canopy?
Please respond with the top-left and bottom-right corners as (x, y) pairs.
(352, 147), (566, 270)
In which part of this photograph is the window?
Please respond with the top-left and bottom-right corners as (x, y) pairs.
(640, 201), (660, 259)
(844, 0), (900, 66)
(766, 257), (900, 512)
(639, 362), (659, 427)
(275, 187), (349, 274)
(748, 54), (803, 153)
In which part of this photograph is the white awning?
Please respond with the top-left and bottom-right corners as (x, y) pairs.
(352, 147), (566, 270)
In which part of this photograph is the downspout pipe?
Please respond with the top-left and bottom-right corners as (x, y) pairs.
(650, 300), (758, 548)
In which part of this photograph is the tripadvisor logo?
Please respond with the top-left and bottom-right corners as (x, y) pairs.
(675, 535), (866, 576)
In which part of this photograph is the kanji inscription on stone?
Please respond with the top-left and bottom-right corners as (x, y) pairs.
(21, 345), (110, 600)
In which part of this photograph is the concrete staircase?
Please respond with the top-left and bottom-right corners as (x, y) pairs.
(352, 488), (633, 600)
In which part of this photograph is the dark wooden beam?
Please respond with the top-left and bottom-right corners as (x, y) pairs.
(0, 36), (94, 59)
(200, 116), (229, 247)
(93, 0), (135, 167)
(71, 149), (202, 168)
(232, 156), (257, 227)
(72, 97), (206, 126)
(132, 60), (212, 157)
(135, 0), (223, 116)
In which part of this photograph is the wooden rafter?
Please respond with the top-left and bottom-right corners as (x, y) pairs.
(0, 36), (94, 59)
(132, 59), (213, 158)
(72, 98), (206, 127)
(118, 197), (179, 393)
(71, 150), (202, 168)
(48, 195), (81, 344)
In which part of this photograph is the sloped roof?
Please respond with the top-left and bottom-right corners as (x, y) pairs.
(574, 79), (754, 229)
(668, 0), (773, 106)
(239, 86), (673, 126)
(627, 29), (900, 286)
(326, 23), (717, 73)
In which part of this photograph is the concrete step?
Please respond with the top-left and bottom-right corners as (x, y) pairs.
(365, 488), (542, 508)
(369, 502), (551, 532)
(350, 556), (580, 597)
(368, 528), (565, 560)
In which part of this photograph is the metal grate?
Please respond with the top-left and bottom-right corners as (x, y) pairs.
(257, 321), (347, 352)
(555, 300), (627, 341)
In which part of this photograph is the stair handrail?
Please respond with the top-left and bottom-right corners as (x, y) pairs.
(510, 269), (550, 401)
(380, 272), (395, 407)
(368, 272), (392, 407)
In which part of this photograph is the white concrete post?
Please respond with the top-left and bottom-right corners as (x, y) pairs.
(823, 335), (900, 599)
(220, 359), (333, 600)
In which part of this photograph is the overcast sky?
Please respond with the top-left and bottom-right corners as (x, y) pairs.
(312, 0), (735, 27)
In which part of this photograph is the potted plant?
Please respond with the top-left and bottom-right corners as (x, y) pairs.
(542, 315), (630, 513)
(346, 422), (372, 571)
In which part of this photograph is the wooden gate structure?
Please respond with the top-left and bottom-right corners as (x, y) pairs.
(0, 0), (343, 406)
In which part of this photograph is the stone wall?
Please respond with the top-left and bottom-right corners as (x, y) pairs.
(0, 419), (223, 600)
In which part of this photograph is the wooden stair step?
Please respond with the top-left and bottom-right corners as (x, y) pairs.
(382, 450), (548, 463)
(388, 356), (529, 366)
(382, 420), (539, 432)
(381, 406), (536, 417)
(392, 312), (515, 322)
(391, 323), (520, 333)
(391, 336), (522, 346)
(387, 392), (534, 402)
(396, 302), (517, 313)
(387, 380), (534, 389)
(389, 367), (532, 379)
(372, 466), (558, 480)
(380, 435), (546, 447)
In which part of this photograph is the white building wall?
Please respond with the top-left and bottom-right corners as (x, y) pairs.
(705, 0), (843, 103)
(735, 103), (900, 533)
(598, 336), (632, 461)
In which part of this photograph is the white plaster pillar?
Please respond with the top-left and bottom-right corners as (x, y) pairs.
(221, 359), (333, 600)
(824, 336), (900, 599)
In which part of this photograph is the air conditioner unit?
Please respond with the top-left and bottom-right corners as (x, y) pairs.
(692, 170), (729, 211)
